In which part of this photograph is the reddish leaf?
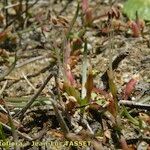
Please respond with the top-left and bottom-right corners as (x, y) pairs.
(107, 98), (117, 117)
(65, 65), (76, 86)
(127, 17), (144, 38)
(123, 76), (139, 100)
(63, 42), (76, 86)
(135, 12), (145, 32)
(93, 87), (112, 100)
(85, 67), (93, 102)
(82, 0), (93, 26)
(92, 87), (117, 116)
(85, 8), (93, 26)
(82, 0), (89, 13)
(128, 21), (141, 37)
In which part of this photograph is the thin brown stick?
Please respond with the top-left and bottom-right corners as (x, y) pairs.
(15, 55), (47, 68)
(119, 100), (150, 110)
(21, 72), (36, 91)
(14, 72), (54, 119)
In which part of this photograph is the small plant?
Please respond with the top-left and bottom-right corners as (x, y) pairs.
(82, 0), (93, 26)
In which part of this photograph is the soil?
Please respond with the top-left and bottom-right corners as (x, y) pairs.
(0, 0), (149, 150)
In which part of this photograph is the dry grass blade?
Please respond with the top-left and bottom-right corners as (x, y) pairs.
(22, 72), (36, 91)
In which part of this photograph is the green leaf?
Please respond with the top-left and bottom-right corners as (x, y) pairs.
(79, 98), (88, 113)
(80, 98), (88, 107)
(95, 99), (106, 106)
(123, 0), (150, 20)
(63, 82), (81, 103)
(122, 106), (139, 126)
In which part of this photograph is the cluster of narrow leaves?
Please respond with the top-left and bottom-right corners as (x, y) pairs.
(60, 41), (143, 149)
(50, 1), (150, 149)
(0, 0), (149, 149)
(81, 0), (146, 37)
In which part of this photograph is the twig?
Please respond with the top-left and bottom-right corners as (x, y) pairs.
(0, 122), (33, 141)
(14, 72), (54, 119)
(15, 55), (47, 68)
(0, 81), (7, 95)
(22, 72), (36, 91)
(4, 1), (37, 9)
(119, 100), (150, 111)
